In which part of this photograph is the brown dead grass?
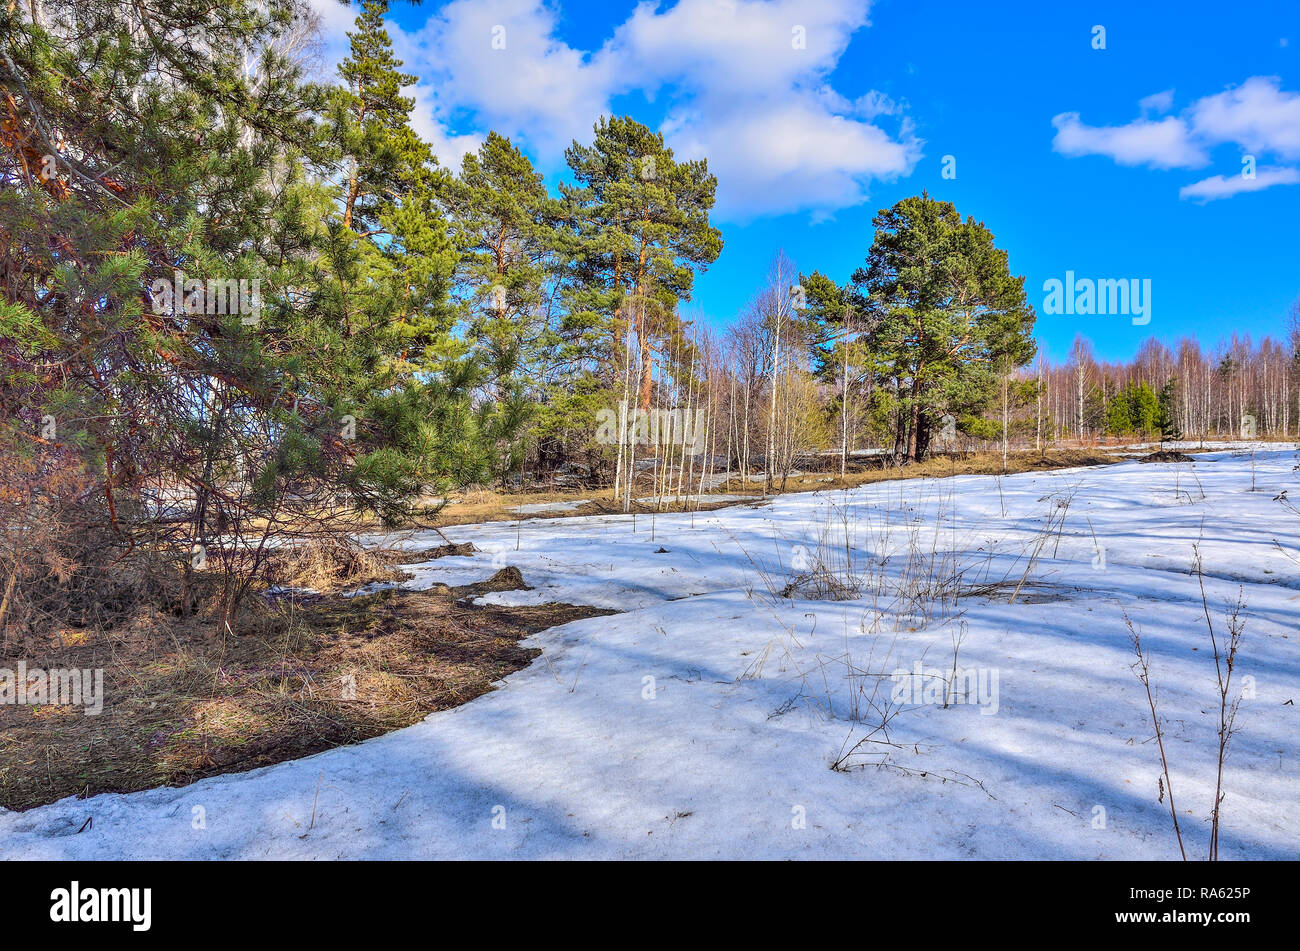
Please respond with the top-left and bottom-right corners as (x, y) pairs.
(262, 536), (413, 594)
(404, 448), (1125, 528)
(0, 566), (613, 812)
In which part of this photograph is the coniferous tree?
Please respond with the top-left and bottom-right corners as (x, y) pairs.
(443, 132), (557, 483)
(850, 192), (1036, 461)
(1, 0), (340, 616)
(334, 0), (430, 237)
(323, 0), (488, 511)
(1159, 378), (1183, 442)
(559, 116), (722, 409)
(0, 0), (475, 622)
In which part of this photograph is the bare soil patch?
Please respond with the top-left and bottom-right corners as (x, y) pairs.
(1138, 450), (1197, 464)
(0, 565), (612, 812)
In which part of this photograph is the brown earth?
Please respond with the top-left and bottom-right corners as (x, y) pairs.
(0, 566), (613, 812)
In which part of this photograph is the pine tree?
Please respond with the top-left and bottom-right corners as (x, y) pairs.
(321, 0), (487, 512)
(443, 132), (557, 483)
(449, 131), (555, 375)
(0, 0), (476, 624)
(849, 192), (1036, 461)
(560, 116), (722, 410)
(334, 0), (431, 236)
(797, 270), (852, 379)
(0, 0), (346, 616)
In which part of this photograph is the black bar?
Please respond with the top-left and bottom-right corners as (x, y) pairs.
(1, 860), (1287, 938)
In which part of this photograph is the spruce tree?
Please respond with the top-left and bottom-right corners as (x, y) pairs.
(1159, 378), (1183, 442)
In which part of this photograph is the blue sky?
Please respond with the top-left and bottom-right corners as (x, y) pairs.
(314, 0), (1300, 363)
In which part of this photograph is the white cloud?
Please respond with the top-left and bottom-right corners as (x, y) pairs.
(607, 0), (871, 99)
(1178, 165), (1300, 201)
(407, 0), (621, 157)
(1138, 89), (1175, 114)
(597, 0), (918, 219)
(307, 0), (918, 221)
(1050, 112), (1205, 169)
(406, 84), (484, 171)
(1052, 77), (1300, 200)
(843, 89), (906, 120)
(662, 92), (919, 220)
(1189, 76), (1300, 160)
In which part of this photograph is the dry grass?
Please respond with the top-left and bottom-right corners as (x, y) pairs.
(0, 564), (613, 812)
(261, 537), (412, 594)
(354, 448), (1126, 531)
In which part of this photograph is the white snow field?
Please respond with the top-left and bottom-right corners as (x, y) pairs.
(3, 446), (1298, 859)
